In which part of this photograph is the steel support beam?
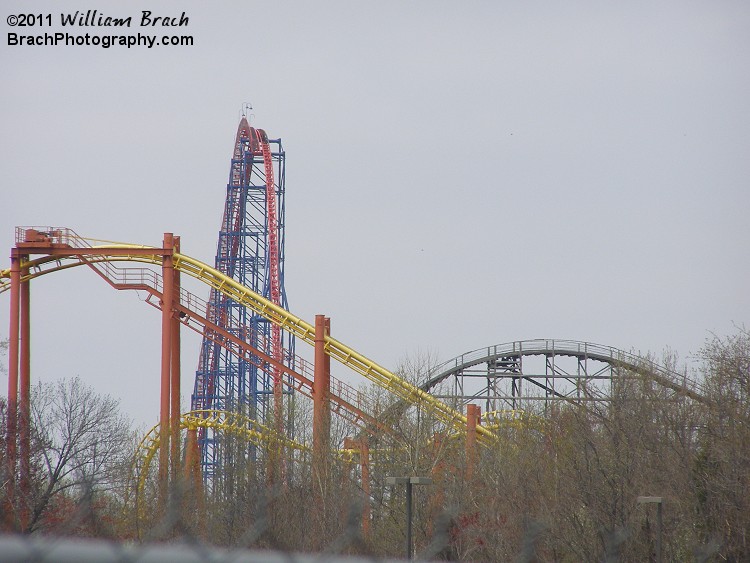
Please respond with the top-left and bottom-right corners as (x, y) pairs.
(19, 262), (30, 530)
(170, 236), (181, 484)
(312, 314), (331, 530)
(159, 233), (175, 504)
(343, 436), (371, 539)
(5, 252), (21, 527)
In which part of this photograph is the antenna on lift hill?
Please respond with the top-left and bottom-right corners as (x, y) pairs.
(241, 102), (254, 123)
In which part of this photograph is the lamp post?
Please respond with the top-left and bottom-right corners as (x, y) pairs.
(637, 496), (663, 563)
(387, 476), (433, 560)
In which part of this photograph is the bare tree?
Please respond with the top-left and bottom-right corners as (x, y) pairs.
(25, 376), (133, 534)
(694, 328), (750, 561)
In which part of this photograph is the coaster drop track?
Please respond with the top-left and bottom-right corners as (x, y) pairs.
(192, 118), (293, 484)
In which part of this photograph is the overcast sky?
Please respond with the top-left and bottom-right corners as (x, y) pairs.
(2, 1), (748, 429)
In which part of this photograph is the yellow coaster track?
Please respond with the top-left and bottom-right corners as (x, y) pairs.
(1, 237), (497, 444)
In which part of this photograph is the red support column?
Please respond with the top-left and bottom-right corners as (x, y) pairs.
(465, 404), (480, 481)
(360, 438), (371, 538)
(183, 426), (203, 534)
(323, 316), (331, 448)
(159, 233), (175, 502)
(184, 428), (198, 480)
(273, 355), (283, 437)
(312, 315), (331, 479)
(19, 262), (30, 531)
(323, 317), (331, 412)
(5, 251), (21, 527)
(170, 236), (181, 483)
(311, 314), (331, 542)
(342, 436), (370, 538)
(184, 427), (202, 494)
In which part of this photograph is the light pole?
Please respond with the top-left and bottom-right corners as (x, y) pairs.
(387, 476), (433, 560)
(637, 496), (663, 563)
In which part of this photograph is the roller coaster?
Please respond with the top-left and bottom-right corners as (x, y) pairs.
(1, 117), (705, 531)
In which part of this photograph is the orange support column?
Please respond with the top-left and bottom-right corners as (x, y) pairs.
(5, 251), (21, 527)
(342, 436), (371, 538)
(19, 262), (30, 531)
(170, 236), (181, 483)
(465, 404), (481, 480)
(311, 314), (331, 544)
(323, 317), (331, 412)
(184, 427), (202, 493)
(323, 316), (331, 438)
(159, 233), (175, 502)
(183, 426), (203, 534)
(312, 314), (331, 483)
(360, 438), (371, 538)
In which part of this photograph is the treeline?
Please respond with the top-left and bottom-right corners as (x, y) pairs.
(1, 329), (748, 561)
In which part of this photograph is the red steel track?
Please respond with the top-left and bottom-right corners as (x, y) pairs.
(256, 128), (284, 436)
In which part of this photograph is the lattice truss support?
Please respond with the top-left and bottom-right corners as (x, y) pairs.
(191, 118), (294, 486)
(423, 339), (699, 416)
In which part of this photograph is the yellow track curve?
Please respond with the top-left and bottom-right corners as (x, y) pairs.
(1, 244), (497, 443)
(133, 409), (309, 498)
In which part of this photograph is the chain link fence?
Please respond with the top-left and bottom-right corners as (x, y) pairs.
(0, 525), (725, 563)
(0, 490), (725, 563)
